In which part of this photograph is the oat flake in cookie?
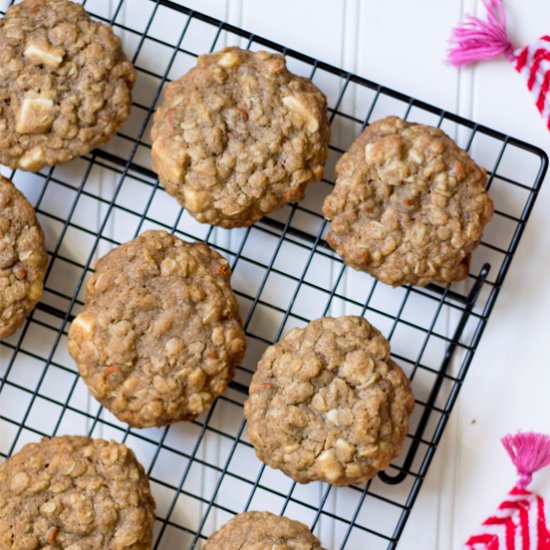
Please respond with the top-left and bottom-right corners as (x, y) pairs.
(323, 116), (494, 287)
(0, 175), (47, 338)
(204, 511), (324, 550)
(68, 230), (246, 428)
(151, 46), (330, 228)
(0, 435), (155, 549)
(0, 0), (135, 171)
(244, 316), (414, 486)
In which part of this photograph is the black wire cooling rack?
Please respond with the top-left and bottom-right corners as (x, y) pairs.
(0, 1), (548, 548)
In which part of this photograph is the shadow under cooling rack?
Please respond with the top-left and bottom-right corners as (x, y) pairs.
(0, 1), (548, 549)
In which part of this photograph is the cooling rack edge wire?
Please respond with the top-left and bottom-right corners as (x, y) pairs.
(0, 0), (548, 549)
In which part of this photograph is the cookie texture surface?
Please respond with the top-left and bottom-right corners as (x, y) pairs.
(204, 511), (323, 550)
(151, 46), (330, 228)
(0, 175), (47, 337)
(0, 435), (155, 549)
(323, 116), (494, 287)
(244, 316), (414, 486)
(0, 0), (135, 171)
(68, 230), (246, 428)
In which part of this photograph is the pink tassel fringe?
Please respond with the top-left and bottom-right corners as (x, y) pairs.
(447, 0), (515, 66)
(501, 432), (550, 490)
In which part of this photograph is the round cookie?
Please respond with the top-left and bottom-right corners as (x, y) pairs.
(322, 116), (494, 287)
(204, 511), (323, 550)
(68, 230), (246, 428)
(0, 0), (135, 171)
(244, 316), (414, 486)
(151, 46), (330, 228)
(0, 175), (47, 337)
(0, 435), (155, 549)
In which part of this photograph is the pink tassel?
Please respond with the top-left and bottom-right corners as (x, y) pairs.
(447, 0), (515, 66)
(501, 432), (550, 490)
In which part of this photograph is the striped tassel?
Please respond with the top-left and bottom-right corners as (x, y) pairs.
(513, 37), (550, 131)
(464, 433), (550, 549)
(447, 1), (550, 131)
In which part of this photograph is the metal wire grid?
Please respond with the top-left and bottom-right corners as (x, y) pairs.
(0, 0), (547, 548)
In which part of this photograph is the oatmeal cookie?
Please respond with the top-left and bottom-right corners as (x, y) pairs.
(151, 46), (330, 228)
(204, 511), (324, 550)
(0, 175), (47, 337)
(68, 230), (246, 428)
(0, 435), (155, 549)
(244, 316), (414, 486)
(323, 116), (494, 286)
(0, 0), (135, 171)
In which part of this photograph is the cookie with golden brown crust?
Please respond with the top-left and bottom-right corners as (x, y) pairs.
(0, 0), (135, 171)
(322, 116), (494, 287)
(0, 175), (47, 337)
(204, 511), (324, 550)
(244, 316), (414, 486)
(151, 46), (330, 228)
(68, 230), (246, 428)
(0, 435), (155, 549)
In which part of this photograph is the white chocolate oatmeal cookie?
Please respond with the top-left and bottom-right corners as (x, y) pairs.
(0, 175), (47, 337)
(68, 230), (246, 428)
(151, 46), (330, 228)
(0, 0), (135, 171)
(204, 511), (324, 550)
(0, 436), (155, 549)
(244, 316), (414, 486)
(323, 116), (494, 286)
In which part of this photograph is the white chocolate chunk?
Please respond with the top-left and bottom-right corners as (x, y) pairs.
(151, 142), (186, 184)
(282, 95), (303, 111)
(183, 186), (208, 211)
(16, 96), (55, 134)
(316, 449), (343, 483)
(325, 409), (338, 424)
(71, 315), (95, 334)
(40, 501), (58, 515)
(18, 147), (46, 171)
(9, 472), (29, 494)
(24, 39), (65, 68)
(408, 148), (425, 164)
(307, 118), (320, 132)
(217, 50), (240, 68)
(282, 95), (320, 132)
(365, 143), (375, 162)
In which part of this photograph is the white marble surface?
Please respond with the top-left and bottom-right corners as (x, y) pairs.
(0, 1), (549, 549)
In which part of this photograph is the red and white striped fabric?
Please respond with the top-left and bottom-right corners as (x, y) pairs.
(463, 432), (550, 550)
(465, 487), (550, 549)
(447, 0), (550, 131)
(513, 36), (550, 131)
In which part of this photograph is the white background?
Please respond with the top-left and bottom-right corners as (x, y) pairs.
(175, 0), (550, 548)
